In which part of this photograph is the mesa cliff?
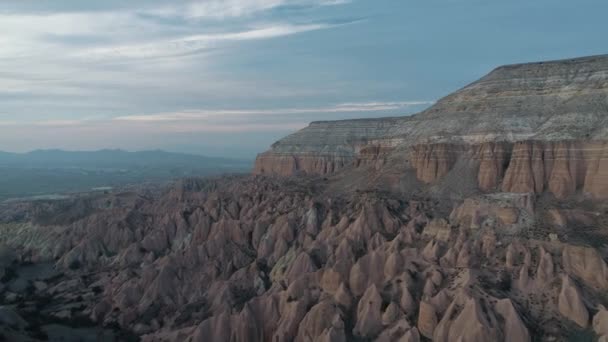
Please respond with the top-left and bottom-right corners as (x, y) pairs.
(254, 55), (608, 199)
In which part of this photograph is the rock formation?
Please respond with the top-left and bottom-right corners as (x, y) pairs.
(558, 275), (589, 328)
(562, 245), (608, 290)
(2, 54), (608, 341)
(254, 55), (608, 199)
(594, 305), (608, 340)
(0, 172), (606, 341)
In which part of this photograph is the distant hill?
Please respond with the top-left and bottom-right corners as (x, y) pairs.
(0, 149), (247, 169)
(0, 149), (251, 201)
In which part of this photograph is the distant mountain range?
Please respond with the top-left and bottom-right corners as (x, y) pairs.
(0, 149), (251, 201)
(0, 149), (249, 169)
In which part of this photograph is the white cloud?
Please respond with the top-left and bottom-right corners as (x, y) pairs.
(32, 120), (87, 127)
(148, 122), (309, 133)
(76, 23), (333, 60)
(114, 101), (434, 122)
(0, 12), (161, 60)
(1, 100), (432, 128)
(0, 120), (19, 126)
(0, 0), (353, 97)
(0, 0), (351, 61)
(149, 0), (351, 20)
(0, 0), (368, 149)
(0, 117), (307, 133)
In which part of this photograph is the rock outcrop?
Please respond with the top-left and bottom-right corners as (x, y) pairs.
(558, 275), (589, 328)
(417, 300), (438, 339)
(495, 299), (531, 342)
(254, 55), (608, 199)
(594, 305), (608, 340)
(562, 245), (608, 290)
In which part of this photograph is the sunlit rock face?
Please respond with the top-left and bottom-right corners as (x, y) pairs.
(255, 55), (608, 198)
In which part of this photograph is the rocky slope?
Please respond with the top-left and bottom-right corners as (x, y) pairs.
(254, 55), (608, 199)
(0, 175), (607, 341)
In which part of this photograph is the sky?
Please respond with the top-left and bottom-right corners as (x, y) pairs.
(0, 0), (607, 159)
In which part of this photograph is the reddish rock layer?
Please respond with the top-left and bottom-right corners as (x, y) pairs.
(255, 140), (608, 199)
(410, 144), (464, 183)
(253, 152), (352, 176)
(476, 142), (511, 191)
(417, 140), (608, 199)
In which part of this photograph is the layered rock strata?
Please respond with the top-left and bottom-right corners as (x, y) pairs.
(254, 55), (608, 198)
(411, 140), (608, 199)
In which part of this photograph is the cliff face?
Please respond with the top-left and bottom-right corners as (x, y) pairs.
(254, 55), (608, 199)
(253, 118), (401, 176)
(253, 152), (351, 176)
(410, 143), (464, 184)
(476, 142), (511, 192)
(408, 140), (608, 199)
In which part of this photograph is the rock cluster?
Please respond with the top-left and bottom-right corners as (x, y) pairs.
(0, 174), (606, 341)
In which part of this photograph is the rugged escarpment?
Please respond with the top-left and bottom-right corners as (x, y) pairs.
(254, 55), (608, 198)
(253, 118), (401, 175)
(407, 140), (608, 199)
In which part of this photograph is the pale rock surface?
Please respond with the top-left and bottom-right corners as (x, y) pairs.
(354, 285), (384, 339)
(417, 300), (438, 338)
(495, 299), (531, 342)
(295, 300), (346, 342)
(558, 275), (589, 328)
(562, 245), (608, 290)
(433, 294), (499, 342)
(594, 305), (608, 338)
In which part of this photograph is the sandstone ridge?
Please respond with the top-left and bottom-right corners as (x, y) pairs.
(254, 55), (608, 198)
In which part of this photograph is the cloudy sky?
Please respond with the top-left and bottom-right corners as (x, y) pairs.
(1, 0), (607, 158)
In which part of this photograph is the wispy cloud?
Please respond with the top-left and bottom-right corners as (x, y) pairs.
(148, 0), (351, 20)
(0, 100), (432, 130)
(0, 0), (359, 64)
(77, 23), (336, 60)
(32, 120), (88, 127)
(143, 122), (310, 133)
(0, 0), (358, 97)
(0, 0), (402, 156)
(114, 101), (434, 122)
